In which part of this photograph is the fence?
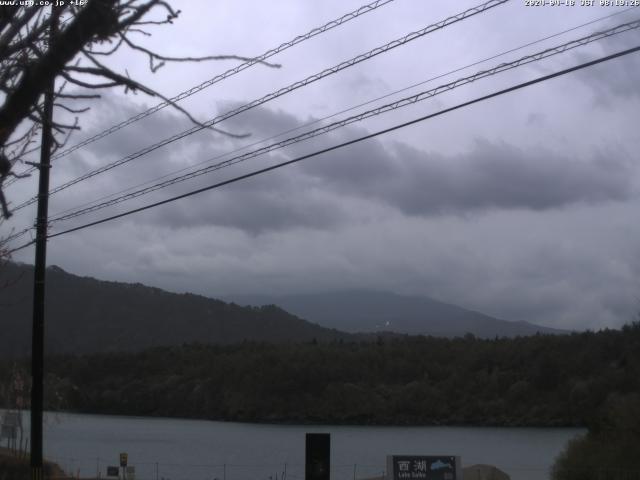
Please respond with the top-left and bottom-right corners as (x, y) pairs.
(41, 460), (640, 480)
(43, 458), (387, 480)
(6, 453), (640, 480)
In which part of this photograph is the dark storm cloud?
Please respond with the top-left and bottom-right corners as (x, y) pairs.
(143, 159), (352, 234)
(133, 130), (636, 234)
(217, 105), (637, 217)
(48, 94), (251, 216)
(295, 132), (635, 217)
(66, 99), (637, 235)
(379, 140), (635, 215)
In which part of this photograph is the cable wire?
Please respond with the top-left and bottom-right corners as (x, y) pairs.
(5, 43), (633, 254)
(5, 0), (397, 183)
(10, 0), (509, 212)
(46, 19), (640, 224)
(46, 6), (638, 222)
(4, 12), (636, 249)
(0, 227), (33, 248)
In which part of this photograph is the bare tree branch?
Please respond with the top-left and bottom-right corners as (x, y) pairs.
(0, 0), (275, 220)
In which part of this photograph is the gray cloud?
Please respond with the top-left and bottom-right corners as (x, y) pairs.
(144, 161), (353, 234)
(58, 100), (637, 236)
(216, 101), (303, 139)
(381, 139), (635, 214)
(202, 106), (637, 230)
(9, 1), (640, 334)
(573, 13), (640, 106)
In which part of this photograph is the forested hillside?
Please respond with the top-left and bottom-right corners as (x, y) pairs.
(0, 263), (564, 360)
(3, 324), (637, 427)
(0, 263), (350, 357)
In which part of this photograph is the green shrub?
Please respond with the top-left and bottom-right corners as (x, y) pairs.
(552, 394), (640, 480)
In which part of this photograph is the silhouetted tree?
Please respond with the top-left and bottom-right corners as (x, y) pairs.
(0, 1), (277, 218)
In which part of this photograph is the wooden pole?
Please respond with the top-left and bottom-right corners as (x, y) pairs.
(30, 6), (57, 480)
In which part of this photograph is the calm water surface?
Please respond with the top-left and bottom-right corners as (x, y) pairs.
(33, 412), (583, 480)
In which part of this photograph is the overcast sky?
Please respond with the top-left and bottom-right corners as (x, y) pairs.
(4, 0), (640, 331)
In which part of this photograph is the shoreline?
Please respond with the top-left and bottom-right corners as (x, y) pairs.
(28, 408), (587, 430)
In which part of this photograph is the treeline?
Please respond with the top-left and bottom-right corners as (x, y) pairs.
(2, 324), (639, 427)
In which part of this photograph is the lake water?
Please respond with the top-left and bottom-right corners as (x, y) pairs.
(21, 412), (582, 480)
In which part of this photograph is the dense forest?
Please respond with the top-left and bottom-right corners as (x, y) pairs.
(2, 324), (638, 427)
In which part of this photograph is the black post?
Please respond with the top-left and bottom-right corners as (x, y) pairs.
(305, 433), (330, 480)
(30, 7), (57, 480)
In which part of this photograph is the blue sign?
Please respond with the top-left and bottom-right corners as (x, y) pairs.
(389, 456), (458, 480)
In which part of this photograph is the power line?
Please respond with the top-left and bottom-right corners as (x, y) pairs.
(4, 11), (636, 249)
(7, 6), (636, 195)
(46, 19), (640, 224)
(51, 0), (396, 159)
(8, 44), (631, 249)
(0, 226), (33, 247)
(5, 0), (397, 183)
(10, 0), (509, 212)
(46, 6), (638, 222)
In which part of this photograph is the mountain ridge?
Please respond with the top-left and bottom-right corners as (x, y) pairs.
(227, 290), (567, 338)
(0, 262), (350, 357)
(0, 262), (565, 359)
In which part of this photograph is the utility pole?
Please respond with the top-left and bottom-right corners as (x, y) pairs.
(30, 6), (57, 480)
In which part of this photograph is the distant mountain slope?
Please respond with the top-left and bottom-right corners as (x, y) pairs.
(227, 290), (567, 338)
(0, 263), (350, 357)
